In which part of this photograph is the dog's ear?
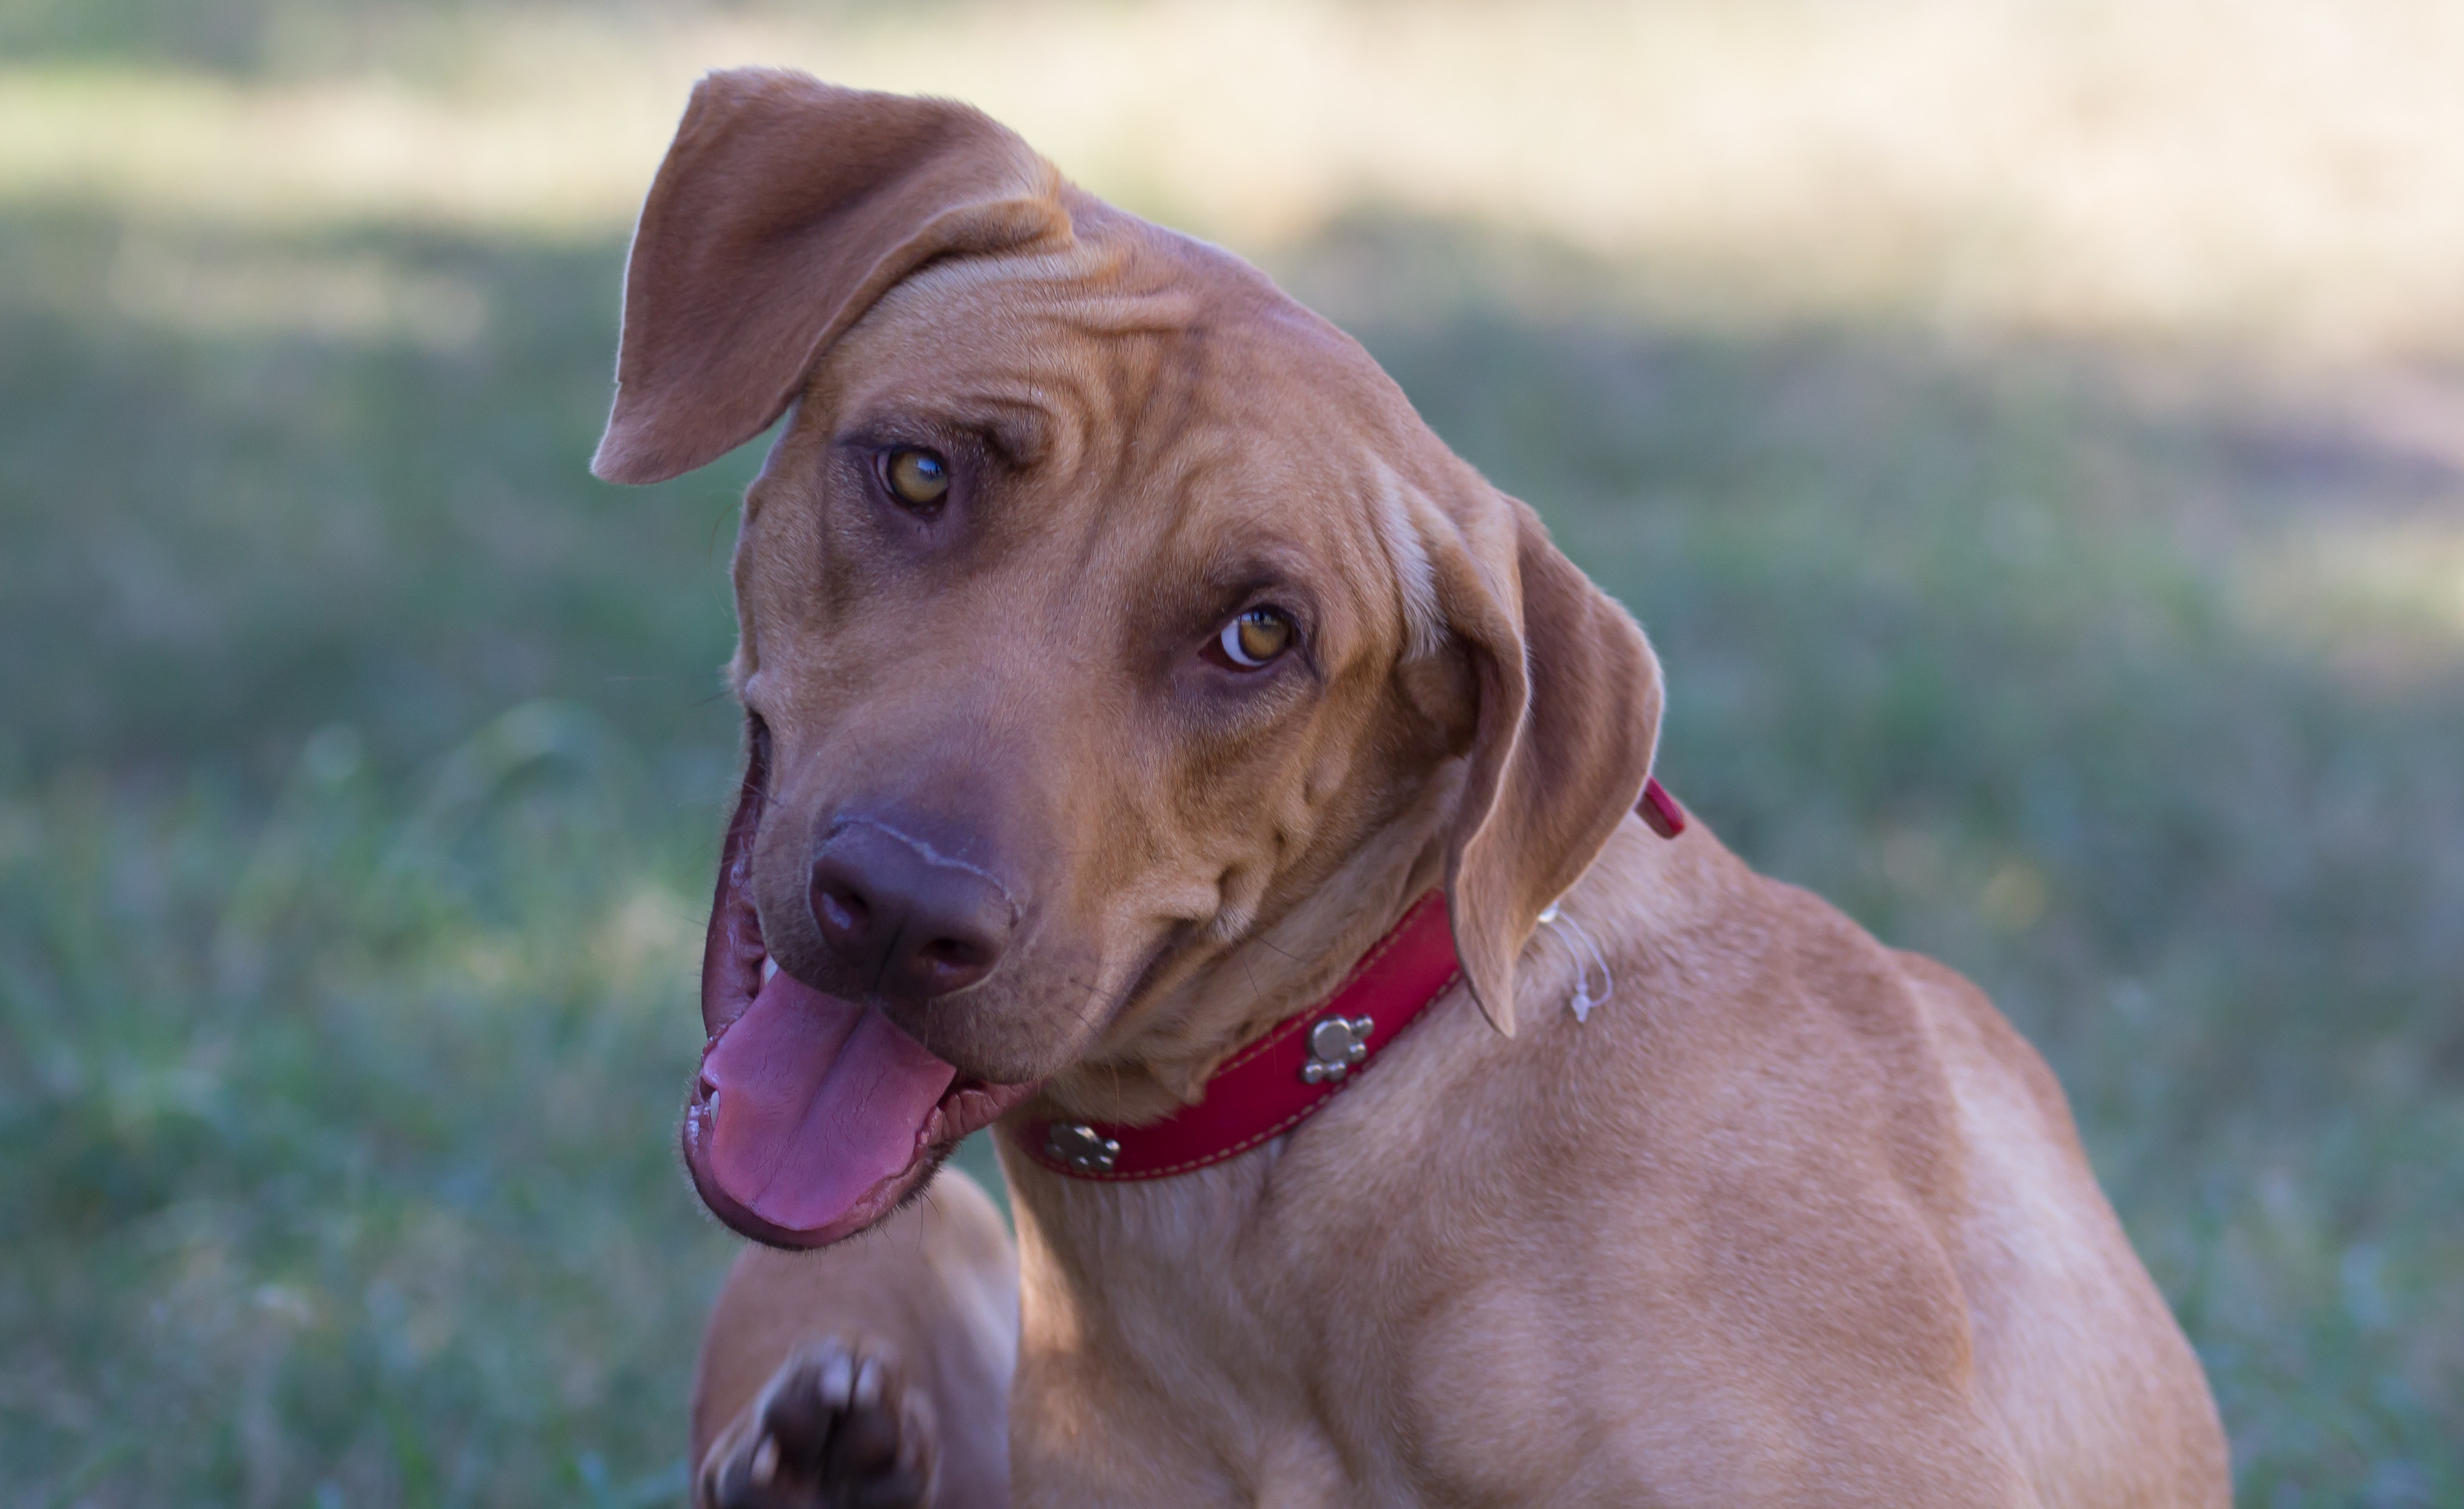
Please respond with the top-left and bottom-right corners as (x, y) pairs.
(1427, 490), (1662, 1037)
(592, 69), (1072, 485)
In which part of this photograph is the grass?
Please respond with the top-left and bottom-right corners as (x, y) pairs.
(5, 4), (2464, 1505)
(0, 209), (751, 1506)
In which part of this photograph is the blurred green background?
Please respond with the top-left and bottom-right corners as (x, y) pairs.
(4, 2), (2462, 1505)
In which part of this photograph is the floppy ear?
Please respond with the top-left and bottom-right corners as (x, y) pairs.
(1433, 493), (1664, 1037)
(592, 69), (1073, 485)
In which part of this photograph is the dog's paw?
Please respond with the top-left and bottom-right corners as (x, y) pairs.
(702, 1336), (940, 1509)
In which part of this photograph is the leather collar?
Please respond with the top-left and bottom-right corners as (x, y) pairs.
(1013, 778), (1685, 1181)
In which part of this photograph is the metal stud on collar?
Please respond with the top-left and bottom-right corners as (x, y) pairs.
(1300, 1014), (1373, 1084)
(1045, 1122), (1119, 1173)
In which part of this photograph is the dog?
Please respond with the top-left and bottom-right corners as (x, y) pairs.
(591, 69), (2230, 1508)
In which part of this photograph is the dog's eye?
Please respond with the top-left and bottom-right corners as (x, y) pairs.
(883, 448), (950, 508)
(1216, 607), (1295, 669)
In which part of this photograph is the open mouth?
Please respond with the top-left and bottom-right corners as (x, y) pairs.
(683, 721), (1038, 1249)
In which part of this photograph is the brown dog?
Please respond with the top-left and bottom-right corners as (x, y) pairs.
(594, 69), (2230, 1508)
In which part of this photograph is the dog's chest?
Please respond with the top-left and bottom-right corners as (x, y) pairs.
(1007, 1158), (1653, 1506)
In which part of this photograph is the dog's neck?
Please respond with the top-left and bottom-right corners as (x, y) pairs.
(1033, 771), (1463, 1125)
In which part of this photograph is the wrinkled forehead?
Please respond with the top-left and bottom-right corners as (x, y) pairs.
(818, 227), (1420, 573)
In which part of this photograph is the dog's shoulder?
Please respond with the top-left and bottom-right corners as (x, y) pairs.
(1478, 817), (2010, 1234)
(1547, 817), (1965, 1096)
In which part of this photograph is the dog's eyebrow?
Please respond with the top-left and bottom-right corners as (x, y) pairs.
(1189, 546), (1324, 621)
(940, 403), (1047, 471)
(839, 397), (1050, 472)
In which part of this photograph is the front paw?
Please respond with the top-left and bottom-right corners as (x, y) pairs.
(701, 1336), (940, 1509)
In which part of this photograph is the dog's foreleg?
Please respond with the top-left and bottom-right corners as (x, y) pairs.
(692, 1169), (1018, 1509)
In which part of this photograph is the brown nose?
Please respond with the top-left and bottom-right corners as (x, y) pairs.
(808, 821), (1015, 1000)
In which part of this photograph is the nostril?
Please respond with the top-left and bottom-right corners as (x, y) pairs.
(815, 883), (871, 940)
(922, 936), (989, 971)
(908, 932), (999, 993)
(809, 821), (1014, 999)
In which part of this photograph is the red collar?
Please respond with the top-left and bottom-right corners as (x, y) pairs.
(1013, 779), (1685, 1181)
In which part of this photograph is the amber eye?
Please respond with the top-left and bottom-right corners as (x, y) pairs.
(884, 448), (950, 508)
(1218, 607), (1294, 669)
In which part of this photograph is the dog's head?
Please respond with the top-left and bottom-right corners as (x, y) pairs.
(596, 70), (1664, 1247)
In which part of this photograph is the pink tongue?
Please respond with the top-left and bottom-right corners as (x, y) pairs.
(701, 970), (958, 1232)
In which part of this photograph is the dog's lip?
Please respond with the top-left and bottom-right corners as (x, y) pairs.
(687, 720), (1038, 1249)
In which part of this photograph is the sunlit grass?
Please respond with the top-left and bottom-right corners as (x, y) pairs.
(9, 0), (2464, 355)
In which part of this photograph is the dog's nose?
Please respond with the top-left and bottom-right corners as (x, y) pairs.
(808, 821), (1014, 1000)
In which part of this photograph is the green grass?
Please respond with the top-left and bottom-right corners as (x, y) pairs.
(4, 199), (2462, 1507)
(0, 209), (752, 1504)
